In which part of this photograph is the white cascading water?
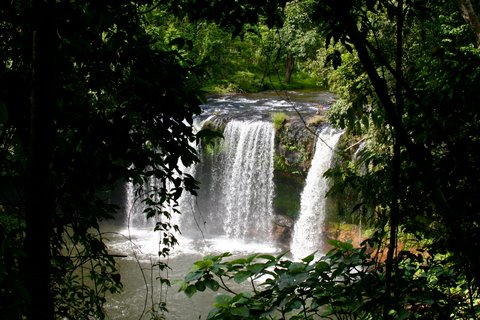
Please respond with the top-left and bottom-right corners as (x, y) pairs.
(125, 117), (206, 233)
(290, 126), (343, 260)
(125, 176), (159, 229)
(180, 119), (275, 244)
(108, 95), (343, 319)
(122, 176), (165, 258)
(223, 120), (275, 240)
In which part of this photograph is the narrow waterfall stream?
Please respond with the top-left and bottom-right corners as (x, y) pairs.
(290, 126), (343, 260)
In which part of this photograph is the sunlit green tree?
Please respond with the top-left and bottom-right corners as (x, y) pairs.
(280, 0), (322, 82)
(182, 1), (480, 318)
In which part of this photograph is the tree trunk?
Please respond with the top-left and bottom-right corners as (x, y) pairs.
(384, 2), (404, 317)
(457, 0), (480, 45)
(339, 6), (480, 288)
(285, 53), (295, 83)
(25, 0), (57, 319)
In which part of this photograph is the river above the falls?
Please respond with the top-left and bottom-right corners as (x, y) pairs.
(197, 89), (335, 121)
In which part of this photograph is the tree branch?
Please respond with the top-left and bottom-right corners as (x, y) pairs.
(457, 0), (480, 46)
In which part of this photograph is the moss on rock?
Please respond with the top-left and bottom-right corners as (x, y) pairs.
(273, 116), (319, 178)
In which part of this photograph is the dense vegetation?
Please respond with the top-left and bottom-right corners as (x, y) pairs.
(181, 0), (480, 319)
(1, 0), (480, 319)
(0, 1), (204, 319)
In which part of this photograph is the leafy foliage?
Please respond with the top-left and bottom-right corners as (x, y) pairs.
(164, 0), (286, 38)
(318, 0), (480, 315)
(179, 0), (480, 319)
(1, 1), (203, 319)
(272, 112), (290, 130)
(321, 0), (480, 281)
(181, 240), (479, 319)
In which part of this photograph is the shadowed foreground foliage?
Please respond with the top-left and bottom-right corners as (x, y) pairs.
(1, 0), (480, 319)
(182, 240), (478, 319)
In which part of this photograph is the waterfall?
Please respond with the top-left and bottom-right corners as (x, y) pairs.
(290, 126), (343, 260)
(223, 120), (275, 240)
(180, 119), (275, 243)
(125, 118), (206, 233)
(125, 177), (160, 230)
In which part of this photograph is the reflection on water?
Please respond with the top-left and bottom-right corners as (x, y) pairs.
(103, 225), (282, 320)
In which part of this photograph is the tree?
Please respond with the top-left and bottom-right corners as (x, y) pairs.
(24, 0), (57, 318)
(181, 0), (480, 318)
(1, 1), (202, 319)
(457, 0), (480, 45)
(317, 0), (480, 287)
(280, 0), (322, 83)
(1, 0), (293, 318)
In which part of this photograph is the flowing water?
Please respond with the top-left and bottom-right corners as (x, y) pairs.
(104, 226), (278, 319)
(180, 120), (275, 243)
(105, 90), (339, 319)
(290, 126), (343, 260)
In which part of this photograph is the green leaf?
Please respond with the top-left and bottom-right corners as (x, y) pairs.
(195, 281), (206, 292)
(247, 263), (267, 274)
(205, 279), (220, 291)
(228, 258), (247, 266)
(278, 272), (309, 289)
(257, 254), (276, 261)
(245, 253), (259, 263)
(397, 309), (409, 320)
(184, 270), (203, 282)
(233, 271), (251, 283)
(207, 307), (220, 319)
(213, 294), (232, 307)
(231, 306), (250, 317)
(184, 285), (197, 298)
(301, 253), (315, 263)
(315, 261), (330, 272)
(289, 298), (303, 310)
(288, 262), (306, 274)
(194, 258), (214, 270)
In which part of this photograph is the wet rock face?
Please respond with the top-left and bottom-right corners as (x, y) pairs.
(201, 115), (231, 133)
(274, 117), (318, 177)
(272, 215), (295, 244)
(272, 116), (322, 228)
(201, 114), (320, 176)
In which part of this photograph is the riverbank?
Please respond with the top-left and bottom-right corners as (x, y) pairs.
(201, 72), (325, 94)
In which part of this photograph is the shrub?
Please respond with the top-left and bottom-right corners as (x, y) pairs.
(271, 112), (289, 130)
